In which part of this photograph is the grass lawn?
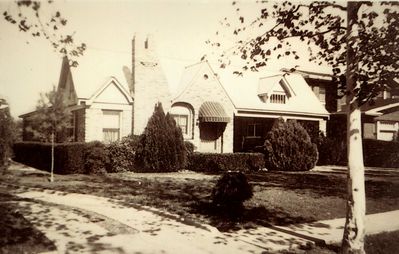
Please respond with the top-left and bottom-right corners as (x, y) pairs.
(2, 165), (398, 233)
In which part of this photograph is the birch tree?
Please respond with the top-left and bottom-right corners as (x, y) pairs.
(213, 1), (399, 253)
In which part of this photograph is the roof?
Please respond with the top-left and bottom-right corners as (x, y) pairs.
(375, 111), (399, 122)
(69, 48), (132, 99)
(339, 98), (399, 114)
(221, 71), (329, 117)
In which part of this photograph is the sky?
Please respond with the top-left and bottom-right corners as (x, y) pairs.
(0, 0), (332, 118)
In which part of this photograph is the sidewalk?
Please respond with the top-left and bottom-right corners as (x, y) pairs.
(10, 186), (399, 253)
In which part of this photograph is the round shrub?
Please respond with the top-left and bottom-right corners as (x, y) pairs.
(264, 118), (318, 171)
(212, 171), (253, 210)
(106, 137), (137, 173)
(84, 141), (108, 175)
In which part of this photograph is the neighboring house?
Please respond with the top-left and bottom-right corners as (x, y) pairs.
(222, 71), (329, 152)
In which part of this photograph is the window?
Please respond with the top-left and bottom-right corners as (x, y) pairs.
(102, 110), (121, 143)
(247, 123), (262, 137)
(270, 94), (286, 104)
(319, 86), (326, 104)
(173, 114), (189, 134)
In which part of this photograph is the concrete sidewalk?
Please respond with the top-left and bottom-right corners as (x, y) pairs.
(10, 187), (399, 253)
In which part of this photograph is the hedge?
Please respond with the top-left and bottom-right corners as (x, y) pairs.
(13, 142), (86, 174)
(317, 138), (399, 168)
(363, 139), (399, 168)
(187, 152), (265, 173)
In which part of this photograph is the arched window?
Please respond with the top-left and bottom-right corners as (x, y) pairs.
(170, 104), (194, 139)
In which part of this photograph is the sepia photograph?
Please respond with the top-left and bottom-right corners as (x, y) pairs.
(0, 0), (398, 253)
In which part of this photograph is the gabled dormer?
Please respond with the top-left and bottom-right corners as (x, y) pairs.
(257, 75), (295, 104)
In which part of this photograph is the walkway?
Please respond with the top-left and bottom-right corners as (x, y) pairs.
(8, 186), (399, 253)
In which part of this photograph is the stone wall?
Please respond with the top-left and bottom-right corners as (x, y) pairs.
(132, 35), (171, 135)
(172, 62), (235, 153)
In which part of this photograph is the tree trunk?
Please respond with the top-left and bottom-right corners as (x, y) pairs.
(50, 131), (54, 182)
(341, 2), (366, 253)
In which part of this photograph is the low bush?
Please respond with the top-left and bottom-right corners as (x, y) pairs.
(316, 134), (347, 166)
(184, 141), (196, 155)
(84, 141), (108, 175)
(187, 152), (264, 173)
(264, 118), (318, 171)
(106, 137), (137, 173)
(212, 171), (253, 216)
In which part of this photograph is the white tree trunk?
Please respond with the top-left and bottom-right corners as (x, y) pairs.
(341, 2), (366, 253)
(50, 131), (54, 183)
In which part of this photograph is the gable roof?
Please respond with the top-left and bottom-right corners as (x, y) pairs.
(173, 61), (234, 106)
(68, 48), (132, 99)
(85, 77), (133, 105)
(222, 72), (329, 117)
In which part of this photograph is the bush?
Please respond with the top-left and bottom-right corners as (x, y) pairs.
(316, 134), (347, 166)
(13, 142), (86, 174)
(106, 137), (138, 173)
(184, 141), (196, 155)
(187, 152), (265, 173)
(135, 103), (187, 172)
(363, 139), (399, 168)
(0, 106), (13, 172)
(212, 171), (253, 214)
(264, 118), (318, 171)
(84, 141), (108, 175)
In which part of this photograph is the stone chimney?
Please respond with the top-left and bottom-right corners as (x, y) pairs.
(131, 34), (171, 135)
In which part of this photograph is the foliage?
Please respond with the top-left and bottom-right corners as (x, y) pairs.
(187, 152), (265, 173)
(84, 141), (108, 175)
(0, 101), (13, 171)
(363, 139), (399, 168)
(212, 171), (253, 215)
(184, 141), (196, 155)
(316, 134), (347, 166)
(13, 142), (86, 174)
(214, 2), (399, 106)
(264, 118), (318, 171)
(135, 103), (187, 172)
(3, 0), (86, 67)
(25, 86), (71, 143)
(106, 137), (138, 173)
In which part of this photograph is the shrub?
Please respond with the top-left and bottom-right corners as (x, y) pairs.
(184, 141), (196, 155)
(363, 139), (399, 168)
(135, 103), (187, 172)
(84, 141), (108, 175)
(315, 133), (347, 166)
(212, 171), (253, 215)
(0, 106), (13, 172)
(264, 118), (318, 171)
(106, 137), (137, 173)
(187, 153), (265, 173)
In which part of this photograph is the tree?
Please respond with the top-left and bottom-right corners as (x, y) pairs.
(26, 86), (71, 182)
(3, 0), (86, 67)
(0, 99), (13, 172)
(135, 103), (187, 172)
(213, 1), (398, 253)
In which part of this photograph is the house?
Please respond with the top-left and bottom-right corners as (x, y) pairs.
(23, 34), (397, 152)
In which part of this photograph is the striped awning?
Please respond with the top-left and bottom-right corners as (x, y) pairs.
(199, 101), (230, 123)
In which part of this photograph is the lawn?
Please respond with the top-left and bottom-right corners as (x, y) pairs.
(2, 165), (399, 233)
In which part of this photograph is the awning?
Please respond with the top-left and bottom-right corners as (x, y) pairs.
(199, 101), (230, 123)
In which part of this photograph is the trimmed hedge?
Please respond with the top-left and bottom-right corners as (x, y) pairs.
(13, 142), (86, 174)
(363, 139), (399, 168)
(187, 152), (265, 173)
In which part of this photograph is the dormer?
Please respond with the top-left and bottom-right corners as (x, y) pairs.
(257, 76), (294, 104)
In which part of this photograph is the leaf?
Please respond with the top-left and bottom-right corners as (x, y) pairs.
(239, 16), (244, 23)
